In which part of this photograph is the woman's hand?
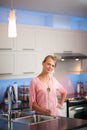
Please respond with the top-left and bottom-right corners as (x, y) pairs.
(44, 109), (51, 116)
(57, 103), (63, 109)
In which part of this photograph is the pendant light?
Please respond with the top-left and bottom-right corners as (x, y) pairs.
(8, 0), (17, 38)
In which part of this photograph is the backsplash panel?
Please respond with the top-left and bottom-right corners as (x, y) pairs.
(0, 74), (87, 103)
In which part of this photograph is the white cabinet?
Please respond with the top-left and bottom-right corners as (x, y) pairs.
(0, 24), (87, 78)
(77, 31), (87, 53)
(55, 29), (87, 53)
(0, 52), (14, 74)
(36, 27), (56, 53)
(14, 51), (37, 75)
(0, 23), (13, 50)
(14, 25), (36, 50)
(60, 102), (67, 117)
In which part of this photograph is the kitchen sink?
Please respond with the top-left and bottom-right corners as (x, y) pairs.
(12, 114), (55, 130)
(0, 110), (35, 119)
(0, 113), (55, 130)
(11, 111), (35, 119)
(13, 114), (54, 125)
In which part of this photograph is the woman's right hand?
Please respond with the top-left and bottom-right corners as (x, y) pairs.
(44, 109), (51, 116)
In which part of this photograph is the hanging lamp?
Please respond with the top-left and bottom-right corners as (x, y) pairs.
(8, 0), (17, 38)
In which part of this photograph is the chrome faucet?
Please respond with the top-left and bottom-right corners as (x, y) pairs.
(8, 86), (12, 130)
(0, 86), (15, 130)
(0, 86), (13, 130)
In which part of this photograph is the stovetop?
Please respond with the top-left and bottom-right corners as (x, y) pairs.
(66, 94), (87, 101)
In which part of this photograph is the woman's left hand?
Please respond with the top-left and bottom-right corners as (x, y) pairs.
(57, 103), (63, 109)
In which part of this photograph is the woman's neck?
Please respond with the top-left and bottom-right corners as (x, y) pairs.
(38, 72), (50, 83)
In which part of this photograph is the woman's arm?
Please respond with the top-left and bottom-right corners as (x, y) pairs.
(32, 102), (51, 116)
(57, 89), (67, 108)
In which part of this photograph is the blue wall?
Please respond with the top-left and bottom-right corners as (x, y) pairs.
(66, 74), (87, 93)
(0, 7), (87, 30)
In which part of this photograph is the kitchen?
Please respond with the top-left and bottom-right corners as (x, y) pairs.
(0, 0), (87, 129)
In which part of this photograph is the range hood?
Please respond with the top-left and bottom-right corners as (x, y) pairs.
(54, 53), (87, 61)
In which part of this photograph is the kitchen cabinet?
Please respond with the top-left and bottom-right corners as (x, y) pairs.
(60, 102), (67, 117)
(14, 24), (36, 50)
(14, 51), (37, 75)
(0, 23), (13, 50)
(54, 29), (87, 53)
(0, 23), (87, 78)
(0, 52), (14, 74)
(36, 27), (56, 53)
(77, 31), (87, 53)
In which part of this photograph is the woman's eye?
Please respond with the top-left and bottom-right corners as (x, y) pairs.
(47, 63), (55, 68)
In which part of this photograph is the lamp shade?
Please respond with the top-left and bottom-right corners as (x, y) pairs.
(8, 9), (17, 38)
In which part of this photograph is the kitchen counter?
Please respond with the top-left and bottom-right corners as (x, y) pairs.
(66, 93), (87, 100)
(29, 117), (87, 130)
(1, 115), (87, 130)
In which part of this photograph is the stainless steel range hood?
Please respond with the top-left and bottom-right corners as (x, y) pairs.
(54, 53), (87, 61)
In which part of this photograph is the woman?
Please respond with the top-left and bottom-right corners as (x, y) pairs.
(29, 55), (67, 116)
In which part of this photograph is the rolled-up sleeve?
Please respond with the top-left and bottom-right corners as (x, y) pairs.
(29, 80), (36, 109)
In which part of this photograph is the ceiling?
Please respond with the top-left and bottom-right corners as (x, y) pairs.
(0, 0), (87, 17)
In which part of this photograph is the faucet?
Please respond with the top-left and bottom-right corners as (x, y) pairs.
(0, 86), (13, 130)
(0, 86), (15, 130)
(7, 86), (12, 130)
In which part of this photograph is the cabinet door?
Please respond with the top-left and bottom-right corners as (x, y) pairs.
(0, 52), (14, 74)
(36, 28), (56, 53)
(77, 31), (87, 53)
(14, 25), (36, 50)
(60, 102), (67, 117)
(0, 23), (13, 50)
(14, 51), (37, 75)
(55, 29), (79, 53)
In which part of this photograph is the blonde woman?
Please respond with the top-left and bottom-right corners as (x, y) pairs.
(29, 55), (67, 116)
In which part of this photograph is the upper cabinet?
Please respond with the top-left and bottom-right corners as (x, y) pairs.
(77, 31), (87, 53)
(0, 23), (87, 78)
(0, 52), (14, 74)
(0, 23), (13, 50)
(14, 25), (36, 50)
(54, 29), (87, 53)
(14, 51), (37, 75)
(36, 27), (56, 53)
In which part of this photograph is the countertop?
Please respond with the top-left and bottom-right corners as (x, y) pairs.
(1, 116), (87, 130)
(29, 117), (87, 130)
(12, 116), (87, 130)
(66, 93), (87, 100)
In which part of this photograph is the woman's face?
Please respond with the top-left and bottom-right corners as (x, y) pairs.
(42, 57), (55, 73)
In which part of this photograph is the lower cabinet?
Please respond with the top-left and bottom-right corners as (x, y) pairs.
(60, 102), (67, 117)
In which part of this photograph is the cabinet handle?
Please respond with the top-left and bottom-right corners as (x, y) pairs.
(23, 48), (34, 51)
(0, 73), (12, 75)
(23, 72), (35, 74)
(0, 48), (12, 50)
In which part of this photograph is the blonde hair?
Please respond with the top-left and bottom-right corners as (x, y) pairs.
(43, 55), (57, 67)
